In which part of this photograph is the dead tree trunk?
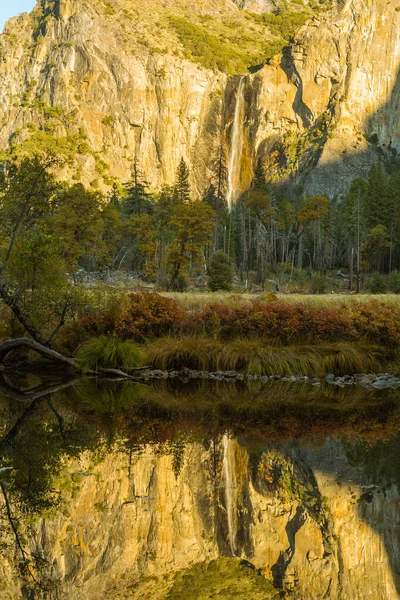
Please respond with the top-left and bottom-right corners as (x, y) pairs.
(0, 338), (149, 379)
(0, 284), (52, 348)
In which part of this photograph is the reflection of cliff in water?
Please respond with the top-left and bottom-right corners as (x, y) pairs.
(0, 377), (399, 598)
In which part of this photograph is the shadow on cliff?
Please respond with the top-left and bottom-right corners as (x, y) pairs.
(277, 54), (400, 197)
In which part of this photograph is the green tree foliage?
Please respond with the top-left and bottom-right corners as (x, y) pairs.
(366, 162), (388, 229)
(208, 251), (233, 291)
(389, 269), (400, 293)
(49, 183), (106, 270)
(0, 154), (65, 344)
(173, 158), (191, 204)
(122, 161), (153, 217)
(0, 155), (120, 344)
(362, 224), (390, 272)
(366, 272), (387, 294)
(167, 200), (215, 289)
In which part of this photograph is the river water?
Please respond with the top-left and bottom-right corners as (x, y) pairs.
(0, 377), (399, 599)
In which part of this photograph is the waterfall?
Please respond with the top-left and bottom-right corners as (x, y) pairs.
(226, 76), (246, 210)
(223, 433), (238, 556)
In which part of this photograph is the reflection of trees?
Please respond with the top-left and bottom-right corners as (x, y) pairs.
(0, 378), (105, 594)
(0, 376), (399, 594)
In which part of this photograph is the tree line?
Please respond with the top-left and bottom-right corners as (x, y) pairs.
(1, 150), (400, 345)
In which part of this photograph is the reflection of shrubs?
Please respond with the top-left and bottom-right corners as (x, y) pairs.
(77, 336), (143, 372)
(75, 379), (142, 412)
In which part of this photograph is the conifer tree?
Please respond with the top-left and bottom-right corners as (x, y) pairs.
(208, 251), (233, 291)
(366, 161), (387, 229)
(173, 158), (191, 204)
(122, 159), (153, 217)
(210, 139), (229, 250)
(342, 177), (368, 289)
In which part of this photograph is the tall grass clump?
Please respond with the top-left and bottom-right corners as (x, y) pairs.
(217, 341), (383, 376)
(146, 337), (220, 371)
(146, 337), (385, 376)
(77, 336), (144, 372)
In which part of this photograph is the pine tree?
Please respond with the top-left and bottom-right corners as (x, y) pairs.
(210, 139), (229, 250)
(387, 168), (400, 270)
(173, 158), (191, 204)
(342, 177), (368, 289)
(122, 159), (153, 217)
(366, 161), (388, 229)
(167, 200), (215, 289)
(208, 251), (233, 291)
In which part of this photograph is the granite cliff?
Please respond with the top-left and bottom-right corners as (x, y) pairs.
(0, 0), (398, 200)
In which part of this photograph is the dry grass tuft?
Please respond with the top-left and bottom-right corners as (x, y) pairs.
(145, 337), (384, 376)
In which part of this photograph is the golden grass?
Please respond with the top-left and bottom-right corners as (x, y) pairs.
(145, 337), (384, 376)
(160, 292), (254, 311)
(161, 292), (400, 311)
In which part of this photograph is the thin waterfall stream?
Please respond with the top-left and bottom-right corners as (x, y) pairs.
(226, 76), (246, 210)
(223, 433), (238, 556)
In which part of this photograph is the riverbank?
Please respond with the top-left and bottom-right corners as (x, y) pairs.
(117, 367), (400, 391)
(2, 291), (400, 380)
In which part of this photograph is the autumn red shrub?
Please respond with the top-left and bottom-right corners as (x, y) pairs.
(66, 293), (400, 352)
(194, 300), (356, 344)
(350, 300), (400, 347)
(116, 292), (186, 340)
(62, 292), (127, 351)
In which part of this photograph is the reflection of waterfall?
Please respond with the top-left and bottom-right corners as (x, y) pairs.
(226, 76), (246, 210)
(223, 433), (238, 556)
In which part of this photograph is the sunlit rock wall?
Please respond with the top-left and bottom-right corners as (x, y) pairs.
(0, 0), (398, 199)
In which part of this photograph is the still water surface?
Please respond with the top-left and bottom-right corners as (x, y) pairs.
(0, 377), (399, 599)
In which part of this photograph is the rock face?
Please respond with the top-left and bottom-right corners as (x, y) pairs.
(241, 0), (400, 196)
(1, 437), (399, 599)
(232, 0), (280, 12)
(0, 0), (399, 198)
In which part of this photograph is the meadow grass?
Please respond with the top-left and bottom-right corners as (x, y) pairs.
(145, 337), (384, 376)
(162, 292), (400, 311)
